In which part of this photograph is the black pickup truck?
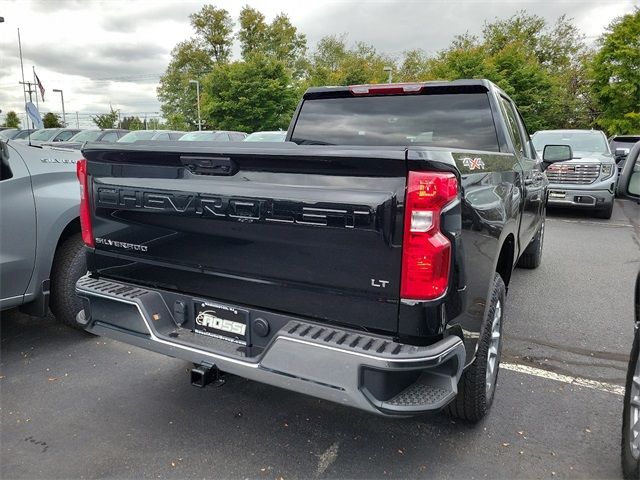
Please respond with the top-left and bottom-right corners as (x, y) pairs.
(76, 80), (548, 421)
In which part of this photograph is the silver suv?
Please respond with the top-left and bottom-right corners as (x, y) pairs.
(532, 129), (617, 219)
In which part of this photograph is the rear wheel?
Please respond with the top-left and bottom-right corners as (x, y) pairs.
(594, 202), (613, 219)
(50, 233), (87, 330)
(622, 331), (640, 479)
(446, 273), (506, 422)
(517, 218), (544, 269)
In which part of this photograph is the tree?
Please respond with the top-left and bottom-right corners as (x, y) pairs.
(201, 55), (298, 132)
(92, 106), (119, 129)
(158, 5), (234, 130)
(265, 14), (307, 76)
(238, 8), (307, 76)
(397, 49), (431, 82)
(158, 40), (214, 130)
(238, 6), (268, 58)
(591, 8), (640, 134)
(42, 112), (62, 128)
(3, 111), (20, 128)
(120, 116), (144, 130)
(190, 5), (234, 64)
(306, 35), (392, 87)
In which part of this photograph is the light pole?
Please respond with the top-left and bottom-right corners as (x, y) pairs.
(383, 66), (393, 84)
(52, 89), (66, 126)
(189, 79), (202, 131)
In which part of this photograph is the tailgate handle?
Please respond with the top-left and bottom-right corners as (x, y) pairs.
(180, 156), (235, 175)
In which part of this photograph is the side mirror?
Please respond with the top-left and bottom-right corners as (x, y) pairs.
(617, 142), (640, 201)
(541, 144), (572, 171)
(615, 148), (630, 161)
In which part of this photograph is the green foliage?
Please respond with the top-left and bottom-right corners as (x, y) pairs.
(146, 118), (166, 130)
(92, 106), (119, 129)
(158, 5), (633, 137)
(157, 40), (215, 131)
(306, 35), (392, 86)
(238, 6), (268, 58)
(158, 5), (234, 130)
(3, 111), (20, 128)
(591, 8), (640, 134)
(201, 55), (298, 132)
(42, 112), (62, 128)
(120, 116), (144, 130)
(190, 5), (234, 64)
(238, 7), (307, 76)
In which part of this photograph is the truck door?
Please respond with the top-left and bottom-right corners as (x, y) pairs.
(0, 144), (37, 308)
(498, 96), (543, 250)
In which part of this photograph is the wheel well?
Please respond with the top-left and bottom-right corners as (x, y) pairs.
(496, 234), (515, 288)
(55, 218), (81, 254)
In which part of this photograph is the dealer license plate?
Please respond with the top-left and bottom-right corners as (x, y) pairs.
(194, 301), (248, 344)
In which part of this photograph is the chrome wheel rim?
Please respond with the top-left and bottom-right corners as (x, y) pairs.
(485, 300), (502, 398)
(629, 352), (640, 459)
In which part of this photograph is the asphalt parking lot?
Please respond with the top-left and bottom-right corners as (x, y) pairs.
(1, 199), (639, 479)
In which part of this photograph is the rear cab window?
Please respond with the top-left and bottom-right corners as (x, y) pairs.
(291, 92), (500, 151)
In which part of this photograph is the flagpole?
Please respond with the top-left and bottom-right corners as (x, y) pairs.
(17, 28), (32, 129)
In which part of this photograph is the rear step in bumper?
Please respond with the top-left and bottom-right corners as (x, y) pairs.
(76, 275), (465, 416)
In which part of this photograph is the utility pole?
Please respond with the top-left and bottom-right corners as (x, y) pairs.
(75, 112), (79, 128)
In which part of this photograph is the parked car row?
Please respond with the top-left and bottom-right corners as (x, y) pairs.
(3, 127), (287, 148)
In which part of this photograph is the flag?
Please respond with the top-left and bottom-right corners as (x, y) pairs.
(26, 102), (44, 129)
(34, 70), (45, 101)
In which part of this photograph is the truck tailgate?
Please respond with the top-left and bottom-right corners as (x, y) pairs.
(84, 144), (407, 334)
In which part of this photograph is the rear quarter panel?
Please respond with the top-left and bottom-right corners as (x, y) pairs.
(402, 148), (523, 364)
(13, 144), (83, 304)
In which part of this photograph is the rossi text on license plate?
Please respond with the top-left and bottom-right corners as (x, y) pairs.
(194, 302), (248, 344)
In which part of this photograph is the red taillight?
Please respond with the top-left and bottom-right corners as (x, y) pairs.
(76, 159), (94, 248)
(349, 83), (424, 96)
(400, 171), (458, 300)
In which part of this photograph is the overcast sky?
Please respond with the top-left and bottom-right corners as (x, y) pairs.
(0, 0), (635, 128)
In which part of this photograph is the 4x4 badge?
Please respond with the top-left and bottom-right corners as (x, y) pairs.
(462, 157), (485, 170)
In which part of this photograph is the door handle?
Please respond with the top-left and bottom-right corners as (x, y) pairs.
(180, 156), (236, 175)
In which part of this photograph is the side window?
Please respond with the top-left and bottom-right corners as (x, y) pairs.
(499, 97), (524, 156)
(214, 133), (230, 141)
(155, 133), (169, 140)
(54, 131), (75, 142)
(513, 108), (535, 159)
(101, 132), (118, 142)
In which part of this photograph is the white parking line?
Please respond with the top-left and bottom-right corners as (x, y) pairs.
(502, 362), (624, 396)
(549, 218), (634, 228)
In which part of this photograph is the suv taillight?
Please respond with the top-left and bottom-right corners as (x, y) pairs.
(76, 159), (94, 248)
(400, 171), (458, 300)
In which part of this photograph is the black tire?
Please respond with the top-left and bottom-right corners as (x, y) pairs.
(446, 273), (506, 422)
(517, 218), (544, 269)
(50, 233), (87, 330)
(594, 202), (614, 219)
(622, 332), (640, 479)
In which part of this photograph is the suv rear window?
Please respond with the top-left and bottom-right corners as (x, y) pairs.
(291, 93), (499, 151)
